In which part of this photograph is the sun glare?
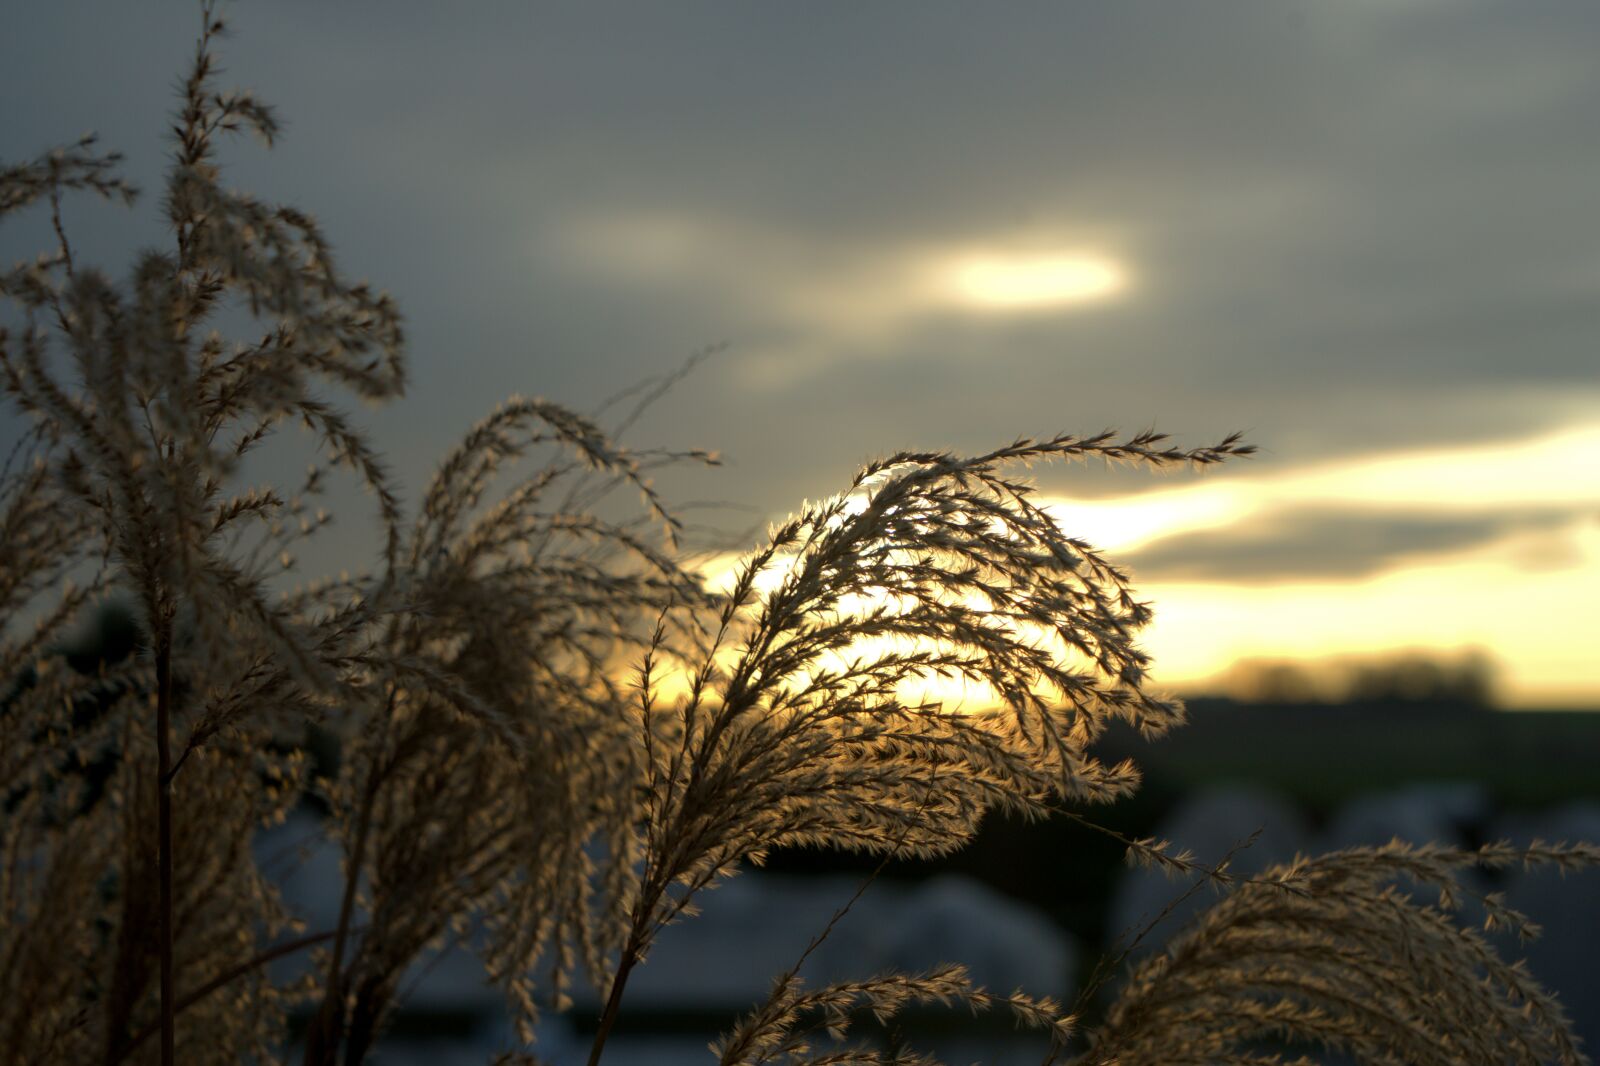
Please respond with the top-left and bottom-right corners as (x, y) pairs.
(685, 421), (1600, 710)
(949, 252), (1127, 309)
(1028, 422), (1600, 706)
(693, 542), (1032, 713)
(1043, 487), (1251, 553)
(1035, 422), (1600, 554)
(1141, 518), (1600, 708)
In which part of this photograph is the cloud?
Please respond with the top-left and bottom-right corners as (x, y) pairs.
(1138, 517), (1600, 708)
(1120, 507), (1580, 583)
(1028, 422), (1600, 706)
(558, 210), (1132, 388)
(9, 0), (1600, 575)
(949, 252), (1126, 310)
(1035, 422), (1600, 551)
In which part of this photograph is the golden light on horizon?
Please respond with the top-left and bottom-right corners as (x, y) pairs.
(687, 420), (1600, 710)
(1038, 422), (1600, 554)
(949, 251), (1127, 309)
(688, 515), (1599, 711)
(1139, 516), (1600, 708)
(1035, 422), (1600, 707)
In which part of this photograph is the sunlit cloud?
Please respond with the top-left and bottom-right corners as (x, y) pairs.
(1024, 421), (1600, 706)
(1039, 422), (1600, 554)
(1140, 517), (1600, 708)
(945, 252), (1127, 310)
(1122, 507), (1565, 583)
(559, 212), (1134, 389)
(687, 421), (1600, 709)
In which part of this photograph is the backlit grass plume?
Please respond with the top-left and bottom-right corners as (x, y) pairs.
(1, 5), (1593, 1066)
(1084, 841), (1600, 1066)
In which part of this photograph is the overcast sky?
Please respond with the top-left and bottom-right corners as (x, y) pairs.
(5, 2), (1598, 704)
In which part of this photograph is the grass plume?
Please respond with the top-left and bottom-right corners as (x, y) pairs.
(0, 6), (1592, 1065)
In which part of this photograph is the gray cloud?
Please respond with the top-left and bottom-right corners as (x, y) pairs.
(5, 1), (1599, 528)
(1121, 507), (1589, 584)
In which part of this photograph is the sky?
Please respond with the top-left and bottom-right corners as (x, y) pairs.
(4, 2), (1597, 706)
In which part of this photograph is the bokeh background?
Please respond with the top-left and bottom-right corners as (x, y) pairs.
(6, 3), (1598, 1061)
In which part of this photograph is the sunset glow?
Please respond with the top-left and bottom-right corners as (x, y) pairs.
(11, 7), (1600, 1058)
(693, 420), (1600, 709)
(1051, 422), (1600, 705)
(1141, 518), (1600, 708)
(948, 252), (1127, 309)
(1040, 422), (1600, 553)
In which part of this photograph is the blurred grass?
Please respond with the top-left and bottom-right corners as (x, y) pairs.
(768, 699), (1600, 959)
